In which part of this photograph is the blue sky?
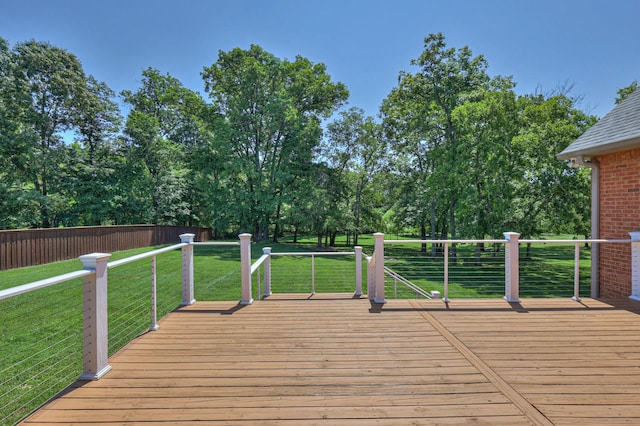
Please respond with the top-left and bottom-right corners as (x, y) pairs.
(1, 0), (638, 118)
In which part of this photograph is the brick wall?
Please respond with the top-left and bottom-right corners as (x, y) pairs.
(599, 148), (640, 297)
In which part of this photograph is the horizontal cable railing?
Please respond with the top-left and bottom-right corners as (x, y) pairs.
(270, 251), (359, 296)
(107, 248), (184, 350)
(0, 233), (221, 424)
(4, 230), (640, 424)
(191, 241), (242, 301)
(377, 236), (632, 302)
(518, 239), (626, 299)
(0, 276), (84, 425)
(384, 239), (505, 301)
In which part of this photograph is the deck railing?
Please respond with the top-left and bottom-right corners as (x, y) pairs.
(4, 230), (640, 424)
(371, 232), (635, 303)
(248, 246), (364, 300)
(0, 234), (240, 424)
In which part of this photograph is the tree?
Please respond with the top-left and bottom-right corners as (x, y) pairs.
(62, 76), (122, 225)
(326, 107), (387, 245)
(119, 68), (206, 225)
(382, 33), (490, 255)
(616, 80), (638, 104)
(509, 93), (595, 244)
(0, 37), (39, 229)
(452, 81), (519, 237)
(201, 45), (348, 241)
(1, 40), (92, 227)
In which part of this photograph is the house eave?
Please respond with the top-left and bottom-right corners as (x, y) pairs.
(557, 135), (640, 161)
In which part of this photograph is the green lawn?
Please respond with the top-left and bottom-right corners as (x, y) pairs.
(288, 233), (591, 299)
(0, 234), (590, 424)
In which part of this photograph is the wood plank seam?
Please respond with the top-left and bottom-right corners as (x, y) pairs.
(408, 300), (554, 426)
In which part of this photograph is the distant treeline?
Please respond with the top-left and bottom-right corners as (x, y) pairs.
(1, 34), (633, 243)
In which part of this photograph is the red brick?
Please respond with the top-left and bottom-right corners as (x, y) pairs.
(597, 148), (640, 297)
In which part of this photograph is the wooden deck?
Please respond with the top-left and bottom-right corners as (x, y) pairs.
(22, 294), (640, 425)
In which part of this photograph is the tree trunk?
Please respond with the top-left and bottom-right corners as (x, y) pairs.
(420, 221), (427, 253)
(353, 177), (364, 247)
(273, 203), (281, 243)
(430, 204), (437, 256)
(475, 243), (482, 266)
(449, 198), (457, 261)
(316, 233), (323, 248)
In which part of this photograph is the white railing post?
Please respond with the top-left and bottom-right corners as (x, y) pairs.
(311, 254), (316, 295)
(374, 233), (386, 304)
(263, 247), (272, 298)
(150, 255), (159, 330)
(180, 233), (195, 306)
(573, 242), (582, 301)
(629, 231), (640, 301)
(367, 257), (375, 300)
(240, 233), (253, 305)
(79, 252), (112, 381)
(504, 232), (520, 302)
(354, 246), (363, 296)
(443, 242), (450, 302)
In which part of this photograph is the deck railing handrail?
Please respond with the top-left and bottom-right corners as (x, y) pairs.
(270, 251), (356, 256)
(194, 241), (241, 246)
(107, 243), (187, 269)
(386, 239), (506, 245)
(251, 254), (270, 275)
(387, 238), (631, 244)
(519, 238), (629, 243)
(0, 269), (92, 301)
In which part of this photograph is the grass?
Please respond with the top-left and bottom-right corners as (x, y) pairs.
(0, 234), (591, 424)
(288, 233), (591, 299)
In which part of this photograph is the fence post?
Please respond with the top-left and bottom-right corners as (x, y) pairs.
(263, 247), (272, 298)
(79, 252), (112, 380)
(629, 231), (640, 301)
(504, 232), (520, 302)
(373, 233), (386, 304)
(180, 233), (195, 306)
(240, 233), (253, 305)
(354, 246), (363, 296)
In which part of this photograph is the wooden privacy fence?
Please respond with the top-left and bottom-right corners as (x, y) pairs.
(0, 225), (212, 271)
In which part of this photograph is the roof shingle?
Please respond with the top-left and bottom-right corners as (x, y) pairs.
(557, 88), (640, 160)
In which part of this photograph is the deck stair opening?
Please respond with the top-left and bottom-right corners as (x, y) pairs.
(384, 265), (433, 299)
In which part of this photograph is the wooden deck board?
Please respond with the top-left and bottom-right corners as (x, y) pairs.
(21, 295), (640, 425)
(417, 297), (640, 425)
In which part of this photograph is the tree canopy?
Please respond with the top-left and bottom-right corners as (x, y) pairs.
(0, 35), (614, 245)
